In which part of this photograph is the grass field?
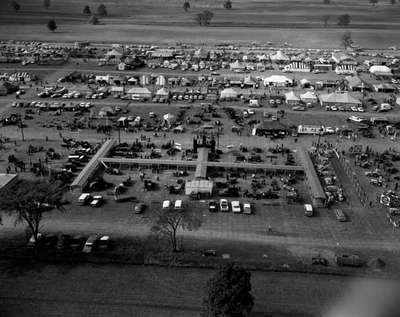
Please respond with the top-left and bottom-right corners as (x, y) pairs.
(0, 0), (399, 48)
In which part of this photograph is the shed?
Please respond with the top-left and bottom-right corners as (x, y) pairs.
(185, 179), (213, 196)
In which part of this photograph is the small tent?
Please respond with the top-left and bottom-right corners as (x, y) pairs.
(300, 91), (318, 103)
(285, 91), (300, 104)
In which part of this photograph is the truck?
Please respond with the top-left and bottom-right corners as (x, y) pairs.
(335, 254), (364, 267)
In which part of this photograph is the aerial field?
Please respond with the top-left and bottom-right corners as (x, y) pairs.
(0, 0), (399, 48)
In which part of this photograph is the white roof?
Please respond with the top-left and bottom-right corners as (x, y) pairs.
(220, 88), (239, 98)
(156, 87), (169, 96)
(270, 50), (289, 61)
(285, 91), (300, 101)
(369, 65), (392, 75)
(300, 91), (318, 101)
(127, 87), (151, 94)
(0, 173), (17, 190)
(264, 75), (292, 84)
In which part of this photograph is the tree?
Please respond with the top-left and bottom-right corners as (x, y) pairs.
(323, 15), (330, 27)
(202, 263), (254, 317)
(224, 0), (232, 9)
(323, 0), (331, 4)
(0, 179), (64, 252)
(183, 1), (190, 12)
(43, 0), (50, 9)
(88, 15), (99, 25)
(11, 1), (20, 11)
(341, 31), (353, 48)
(47, 19), (57, 32)
(83, 5), (91, 15)
(337, 14), (351, 26)
(195, 10), (214, 26)
(97, 4), (108, 17)
(149, 208), (202, 252)
(370, 0), (378, 4)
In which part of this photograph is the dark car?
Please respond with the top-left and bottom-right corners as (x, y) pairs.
(208, 200), (218, 212)
(202, 249), (217, 257)
(57, 234), (71, 250)
(134, 202), (146, 214)
(69, 235), (86, 251)
(312, 256), (328, 266)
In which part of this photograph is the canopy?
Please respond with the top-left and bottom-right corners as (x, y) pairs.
(270, 50), (289, 62)
(300, 91), (318, 103)
(263, 75), (292, 85)
(156, 87), (169, 96)
(285, 91), (300, 102)
(369, 65), (392, 76)
(220, 88), (238, 99)
(230, 60), (245, 70)
(319, 92), (361, 105)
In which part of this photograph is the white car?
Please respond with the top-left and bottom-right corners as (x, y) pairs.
(357, 107), (365, 112)
(231, 201), (241, 213)
(162, 200), (171, 209)
(247, 109), (255, 115)
(348, 115), (364, 123)
(219, 199), (229, 212)
(350, 106), (359, 112)
(243, 202), (252, 214)
(330, 105), (338, 111)
(325, 127), (336, 134)
(90, 195), (103, 207)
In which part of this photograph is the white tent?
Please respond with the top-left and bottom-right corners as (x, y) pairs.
(163, 113), (176, 126)
(156, 75), (166, 86)
(270, 50), (289, 62)
(319, 91), (361, 106)
(300, 91), (318, 103)
(285, 91), (300, 104)
(369, 65), (392, 76)
(396, 97), (400, 106)
(156, 87), (169, 97)
(230, 60), (245, 71)
(263, 75), (292, 86)
(140, 75), (150, 86)
(220, 88), (239, 99)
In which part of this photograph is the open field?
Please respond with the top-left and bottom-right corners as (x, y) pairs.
(0, 262), (371, 317)
(0, 0), (399, 48)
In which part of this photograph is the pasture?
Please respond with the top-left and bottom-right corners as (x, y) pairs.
(0, 0), (399, 48)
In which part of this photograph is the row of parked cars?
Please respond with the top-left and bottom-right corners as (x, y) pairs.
(209, 199), (253, 214)
(28, 233), (110, 253)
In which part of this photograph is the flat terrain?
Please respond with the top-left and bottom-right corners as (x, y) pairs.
(0, 262), (372, 317)
(0, 0), (399, 48)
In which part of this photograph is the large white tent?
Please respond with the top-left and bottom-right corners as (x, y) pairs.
(263, 75), (293, 87)
(300, 91), (318, 103)
(319, 91), (361, 106)
(285, 91), (300, 104)
(369, 65), (392, 76)
(220, 88), (239, 99)
(270, 50), (289, 62)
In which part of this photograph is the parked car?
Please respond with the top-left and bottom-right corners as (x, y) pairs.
(208, 200), (218, 212)
(82, 234), (101, 253)
(243, 202), (252, 214)
(231, 201), (241, 213)
(335, 254), (363, 267)
(219, 199), (229, 212)
(134, 202), (146, 214)
(90, 195), (103, 207)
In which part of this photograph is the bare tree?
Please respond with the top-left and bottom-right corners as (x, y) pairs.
(83, 5), (91, 15)
(341, 31), (353, 48)
(195, 10), (214, 26)
(183, 1), (190, 12)
(149, 208), (202, 252)
(47, 19), (57, 32)
(43, 0), (50, 9)
(11, 1), (20, 12)
(97, 4), (108, 17)
(0, 179), (65, 253)
(223, 0), (232, 9)
(337, 14), (351, 26)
